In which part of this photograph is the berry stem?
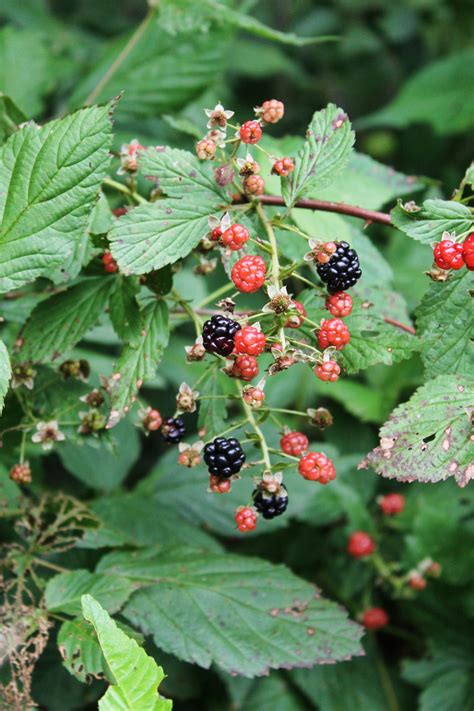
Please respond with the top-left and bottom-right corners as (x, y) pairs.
(234, 194), (393, 226)
(239, 384), (272, 470)
(84, 7), (157, 106)
(267, 447), (299, 462)
(255, 202), (287, 349)
(197, 282), (235, 308)
(266, 407), (309, 417)
(171, 289), (202, 337)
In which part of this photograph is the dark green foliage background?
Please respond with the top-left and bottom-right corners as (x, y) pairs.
(0, 1), (473, 709)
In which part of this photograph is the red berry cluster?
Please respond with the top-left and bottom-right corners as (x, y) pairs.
(102, 251), (118, 273)
(433, 232), (474, 271)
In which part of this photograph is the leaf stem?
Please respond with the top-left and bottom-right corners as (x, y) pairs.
(239, 385), (272, 470)
(103, 177), (147, 205)
(84, 8), (157, 106)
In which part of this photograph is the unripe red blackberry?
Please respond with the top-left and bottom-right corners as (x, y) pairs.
(318, 318), (350, 350)
(433, 240), (465, 270)
(231, 255), (266, 293)
(315, 361), (341, 382)
(326, 292), (353, 318)
(228, 355), (259, 382)
(239, 120), (262, 144)
(362, 608), (389, 630)
(347, 531), (376, 558)
(280, 431), (308, 457)
(9, 463), (32, 485)
(285, 301), (306, 328)
(196, 138), (217, 160)
(102, 251), (118, 273)
(221, 224), (249, 251)
(235, 506), (258, 532)
(256, 99), (284, 124)
(243, 174), (265, 195)
(272, 157), (295, 176)
(462, 233), (474, 270)
(298, 452), (336, 484)
(378, 493), (405, 515)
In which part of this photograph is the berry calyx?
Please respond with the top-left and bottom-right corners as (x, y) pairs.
(433, 239), (465, 270)
(318, 318), (350, 350)
(229, 354), (259, 381)
(141, 407), (162, 432)
(362, 608), (389, 630)
(9, 462), (32, 485)
(326, 291), (353, 318)
(235, 506), (258, 532)
(408, 572), (427, 590)
(315, 360), (341, 382)
(347, 531), (376, 558)
(202, 314), (241, 356)
(209, 474), (232, 494)
(256, 99), (284, 124)
(234, 326), (266, 356)
(203, 437), (246, 478)
(231, 255), (266, 293)
(243, 174), (265, 195)
(378, 493), (405, 516)
(239, 120), (263, 144)
(102, 251), (118, 273)
(253, 483), (288, 519)
(462, 232), (474, 270)
(316, 241), (362, 293)
(285, 301), (307, 328)
(298, 452), (336, 484)
(272, 157), (295, 176)
(221, 223), (250, 251)
(160, 417), (186, 444)
(280, 431), (309, 457)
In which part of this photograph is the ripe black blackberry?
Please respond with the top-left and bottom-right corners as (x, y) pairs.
(253, 485), (288, 519)
(203, 437), (246, 478)
(202, 315), (241, 356)
(160, 416), (186, 443)
(316, 241), (362, 294)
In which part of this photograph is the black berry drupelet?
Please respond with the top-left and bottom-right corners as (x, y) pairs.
(160, 416), (186, 444)
(203, 437), (246, 478)
(253, 485), (288, 519)
(317, 241), (362, 294)
(202, 315), (241, 356)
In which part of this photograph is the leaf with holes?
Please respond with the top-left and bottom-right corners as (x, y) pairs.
(58, 617), (145, 684)
(17, 278), (114, 363)
(341, 311), (417, 374)
(97, 546), (363, 677)
(361, 375), (474, 487)
(0, 104), (112, 292)
(82, 595), (172, 710)
(416, 270), (473, 378)
(391, 199), (474, 245)
(282, 104), (354, 207)
(108, 299), (169, 427)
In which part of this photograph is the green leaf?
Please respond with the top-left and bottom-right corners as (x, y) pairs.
(0, 93), (26, 144)
(0, 27), (52, 116)
(0, 104), (113, 292)
(45, 569), (136, 617)
(416, 270), (473, 378)
(139, 146), (226, 202)
(292, 640), (390, 711)
(225, 673), (307, 711)
(0, 339), (11, 415)
(97, 547), (363, 677)
(359, 50), (474, 135)
(58, 419), (141, 492)
(158, 0), (337, 46)
(197, 366), (228, 438)
(81, 594), (172, 711)
(282, 104), (355, 207)
(391, 199), (474, 245)
(361, 374), (474, 487)
(17, 278), (114, 363)
(70, 18), (230, 122)
(402, 635), (474, 711)
(109, 276), (142, 347)
(109, 200), (218, 276)
(312, 151), (424, 210)
(108, 299), (169, 427)
(341, 310), (417, 374)
(79, 492), (222, 552)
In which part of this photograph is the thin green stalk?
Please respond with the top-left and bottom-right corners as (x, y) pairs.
(103, 177), (147, 205)
(239, 385), (272, 470)
(197, 282), (235, 308)
(84, 8), (157, 106)
(172, 289), (202, 337)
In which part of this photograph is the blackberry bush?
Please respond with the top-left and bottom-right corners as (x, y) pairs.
(0, 5), (472, 708)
